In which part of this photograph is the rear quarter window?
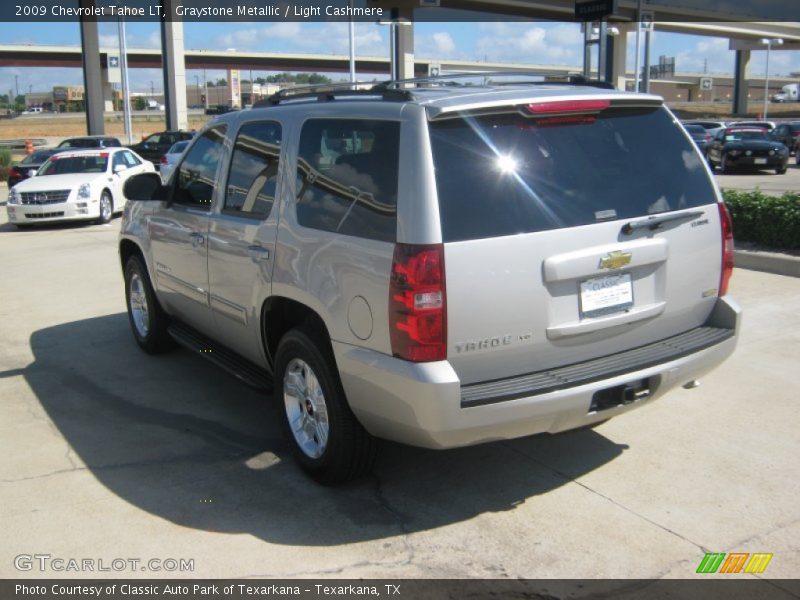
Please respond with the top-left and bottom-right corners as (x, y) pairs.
(295, 118), (399, 243)
(430, 106), (717, 242)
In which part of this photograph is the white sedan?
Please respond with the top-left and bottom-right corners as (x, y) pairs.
(6, 147), (154, 228)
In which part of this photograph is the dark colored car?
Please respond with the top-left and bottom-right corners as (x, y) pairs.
(683, 120), (727, 138)
(205, 105), (238, 116)
(683, 124), (712, 153)
(770, 122), (800, 156)
(6, 148), (67, 188)
(57, 136), (122, 149)
(706, 127), (789, 174)
(127, 130), (195, 169)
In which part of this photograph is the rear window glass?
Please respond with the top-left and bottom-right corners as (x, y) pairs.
(725, 130), (767, 141)
(296, 119), (399, 243)
(429, 106), (717, 243)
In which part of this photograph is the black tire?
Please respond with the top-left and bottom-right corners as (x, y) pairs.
(720, 154), (730, 174)
(96, 190), (113, 224)
(776, 165), (787, 175)
(706, 154), (715, 170)
(274, 327), (377, 485)
(123, 255), (174, 354)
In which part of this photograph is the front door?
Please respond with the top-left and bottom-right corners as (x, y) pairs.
(149, 124), (228, 332)
(207, 120), (284, 366)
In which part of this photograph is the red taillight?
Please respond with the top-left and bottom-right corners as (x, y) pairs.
(527, 99), (610, 114)
(718, 202), (734, 296)
(160, 155), (168, 164)
(9, 167), (21, 177)
(389, 243), (446, 362)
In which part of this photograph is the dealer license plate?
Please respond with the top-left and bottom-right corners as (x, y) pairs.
(580, 273), (633, 318)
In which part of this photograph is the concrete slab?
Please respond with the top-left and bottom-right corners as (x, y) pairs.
(0, 203), (798, 581)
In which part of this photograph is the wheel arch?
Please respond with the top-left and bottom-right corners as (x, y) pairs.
(119, 238), (147, 276)
(261, 296), (333, 371)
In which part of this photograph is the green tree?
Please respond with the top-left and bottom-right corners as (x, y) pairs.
(133, 96), (147, 111)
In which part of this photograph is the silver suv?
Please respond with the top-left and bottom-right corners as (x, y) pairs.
(120, 77), (740, 484)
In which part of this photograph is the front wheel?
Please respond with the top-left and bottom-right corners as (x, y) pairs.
(124, 255), (174, 354)
(720, 154), (731, 174)
(776, 165), (787, 175)
(96, 190), (113, 224)
(275, 327), (377, 485)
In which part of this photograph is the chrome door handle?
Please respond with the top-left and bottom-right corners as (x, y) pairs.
(247, 245), (270, 261)
(190, 232), (205, 248)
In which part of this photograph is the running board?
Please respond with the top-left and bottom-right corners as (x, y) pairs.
(168, 322), (273, 392)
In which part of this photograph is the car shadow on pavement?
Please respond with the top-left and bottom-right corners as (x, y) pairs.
(24, 314), (628, 546)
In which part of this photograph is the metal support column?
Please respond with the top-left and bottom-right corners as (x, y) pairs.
(79, 0), (104, 135)
(160, 0), (188, 130)
(732, 49), (751, 116)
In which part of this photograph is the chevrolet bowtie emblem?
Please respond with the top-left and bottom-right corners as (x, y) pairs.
(599, 250), (632, 270)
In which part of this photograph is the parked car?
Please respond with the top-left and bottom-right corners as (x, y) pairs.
(120, 80), (740, 483)
(205, 104), (238, 116)
(770, 122), (800, 155)
(728, 120), (775, 131)
(6, 148), (67, 188)
(6, 148), (154, 228)
(158, 140), (191, 182)
(682, 120), (727, 139)
(57, 136), (122, 149)
(706, 127), (789, 174)
(127, 130), (195, 169)
(683, 123), (712, 153)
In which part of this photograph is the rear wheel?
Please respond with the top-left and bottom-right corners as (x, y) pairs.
(97, 190), (113, 224)
(124, 255), (174, 354)
(275, 327), (377, 484)
(720, 154), (730, 174)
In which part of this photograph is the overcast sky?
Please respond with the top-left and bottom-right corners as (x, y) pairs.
(1, 21), (798, 94)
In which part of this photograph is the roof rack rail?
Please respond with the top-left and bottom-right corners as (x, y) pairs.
(373, 71), (615, 90)
(253, 82), (413, 107)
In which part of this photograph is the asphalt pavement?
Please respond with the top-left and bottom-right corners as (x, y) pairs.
(0, 193), (798, 580)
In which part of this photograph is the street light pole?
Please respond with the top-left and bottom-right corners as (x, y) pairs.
(118, 17), (133, 144)
(760, 37), (783, 121)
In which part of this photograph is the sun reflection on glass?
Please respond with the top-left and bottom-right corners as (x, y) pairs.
(496, 154), (518, 173)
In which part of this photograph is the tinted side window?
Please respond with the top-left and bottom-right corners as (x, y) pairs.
(296, 119), (398, 243)
(112, 152), (127, 170)
(122, 150), (141, 166)
(224, 121), (282, 219)
(174, 125), (227, 209)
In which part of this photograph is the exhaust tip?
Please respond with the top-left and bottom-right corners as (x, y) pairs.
(682, 380), (701, 390)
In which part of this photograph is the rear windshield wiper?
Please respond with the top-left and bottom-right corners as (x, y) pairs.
(621, 210), (705, 235)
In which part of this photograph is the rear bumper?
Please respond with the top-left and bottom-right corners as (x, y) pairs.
(335, 296), (740, 449)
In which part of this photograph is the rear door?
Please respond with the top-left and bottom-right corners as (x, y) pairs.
(206, 120), (284, 365)
(429, 101), (724, 384)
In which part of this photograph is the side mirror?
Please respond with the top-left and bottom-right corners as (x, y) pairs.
(113, 164), (127, 174)
(124, 172), (167, 201)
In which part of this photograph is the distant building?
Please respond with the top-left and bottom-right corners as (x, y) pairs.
(53, 86), (85, 112)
